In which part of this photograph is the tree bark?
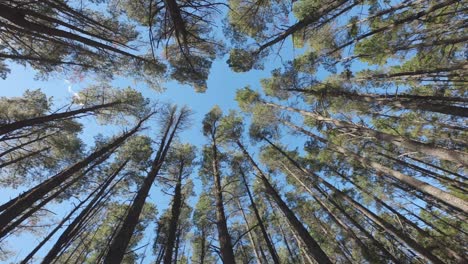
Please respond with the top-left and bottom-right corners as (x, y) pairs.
(266, 102), (468, 166)
(211, 137), (237, 264)
(283, 120), (468, 213)
(236, 141), (332, 264)
(0, 101), (120, 136)
(163, 172), (184, 264)
(264, 138), (444, 264)
(0, 117), (146, 232)
(238, 169), (280, 264)
(104, 109), (182, 264)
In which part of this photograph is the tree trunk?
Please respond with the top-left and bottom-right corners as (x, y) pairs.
(281, 118), (468, 213)
(0, 147), (50, 169)
(279, 161), (400, 263)
(0, 101), (120, 136)
(211, 137), (237, 264)
(265, 138), (444, 264)
(236, 141), (332, 264)
(287, 87), (468, 117)
(0, 116), (147, 232)
(0, 3), (142, 59)
(104, 109), (182, 264)
(266, 102), (468, 166)
(237, 200), (263, 264)
(238, 169), (280, 264)
(40, 160), (128, 263)
(163, 173), (184, 264)
(256, 0), (350, 54)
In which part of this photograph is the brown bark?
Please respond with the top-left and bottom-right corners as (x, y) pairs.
(163, 172), (184, 264)
(238, 169), (280, 264)
(266, 101), (468, 166)
(0, 115), (148, 237)
(282, 120), (468, 213)
(237, 141), (332, 264)
(265, 138), (444, 264)
(211, 137), (236, 264)
(0, 101), (120, 136)
(104, 109), (183, 264)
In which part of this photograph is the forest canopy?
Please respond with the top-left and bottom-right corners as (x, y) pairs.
(0, 0), (466, 263)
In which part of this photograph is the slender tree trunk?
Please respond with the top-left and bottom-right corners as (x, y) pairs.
(287, 87), (468, 117)
(0, 116), (148, 232)
(265, 138), (444, 264)
(379, 152), (467, 191)
(199, 229), (206, 264)
(236, 141), (332, 264)
(163, 172), (184, 264)
(281, 119), (468, 213)
(325, 0), (458, 56)
(266, 102), (468, 166)
(104, 109), (182, 264)
(21, 159), (126, 264)
(0, 101), (120, 136)
(280, 162), (377, 262)
(211, 137), (236, 264)
(237, 200), (263, 264)
(238, 169), (280, 264)
(0, 147), (50, 169)
(0, 132), (54, 158)
(0, 3), (142, 59)
(279, 161), (400, 263)
(256, 0), (349, 54)
(407, 156), (467, 181)
(331, 169), (466, 263)
(40, 160), (128, 263)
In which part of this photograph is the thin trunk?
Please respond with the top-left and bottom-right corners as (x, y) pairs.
(265, 138), (444, 264)
(326, 0), (458, 56)
(0, 132), (54, 159)
(0, 147), (49, 169)
(104, 109), (182, 263)
(163, 172), (184, 264)
(279, 161), (400, 263)
(266, 102), (468, 166)
(280, 162), (376, 262)
(237, 200), (263, 264)
(211, 137), (236, 264)
(174, 229), (181, 264)
(199, 229), (206, 264)
(287, 87), (468, 117)
(256, 0), (349, 54)
(0, 3), (142, 59)
(19, 161), (125, 264)
(379, 152), (467, 192)
(239, 169), (280, 264)
(40, 160), (128, 263)
(0, 101), (120, 136)
(0, 116), (148, 232)
(281, 119), (468, 213)
(237, 141), (332, 264)
(407, 156), (467, 181)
